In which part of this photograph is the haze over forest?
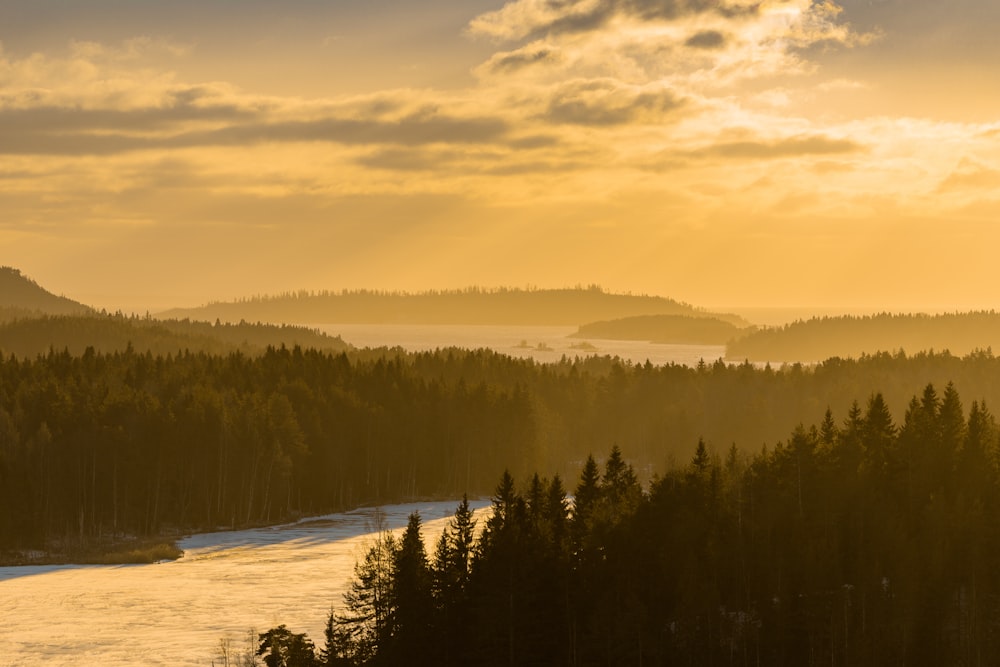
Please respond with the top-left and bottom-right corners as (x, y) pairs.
(4, 1), (1000, 664)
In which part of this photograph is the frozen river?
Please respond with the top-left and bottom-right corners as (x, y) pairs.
(0, 500), (489, 667)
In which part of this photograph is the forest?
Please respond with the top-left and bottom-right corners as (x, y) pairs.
(570, 313), (745, 344)
(253, 381), (1000, 666)
(159, 285), (749, 327)
(5, 342), (1000, 561)
(0, 266), (91, 318)
(0, 312), (350, 359)
(726, 312), (1000, 362)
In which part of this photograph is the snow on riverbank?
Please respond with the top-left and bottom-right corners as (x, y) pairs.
(0, 500), (489, 667)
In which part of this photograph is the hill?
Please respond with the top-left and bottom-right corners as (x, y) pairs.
(0, 313), (351, 359)
(0, 266), (91, 320)
(159, 286), (752, 327)
(726, 311), (1000, 362)
(570, 314), (749, 345)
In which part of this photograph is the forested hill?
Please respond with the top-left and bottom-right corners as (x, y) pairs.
(727, 311), (1000, 362)
(159, 286), (752, 327)
(571, 313), (748, 344)
(300, 380), (1000, 666)
(0, 313), (351, 359)
(6, 344), (1000, 556)
(0, 266), (91, 321)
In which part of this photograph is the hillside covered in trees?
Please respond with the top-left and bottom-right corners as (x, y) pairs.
(6, 343), (1000, 561)
(261, 380), (1000, 666)
(0, 268), (351, 358)
(159, 286), (751, 327)
(570, 313), (748, 344)
(0, 313), (350, 359)
(727, 312), (1000, 362)
(0, 266), (91, 322)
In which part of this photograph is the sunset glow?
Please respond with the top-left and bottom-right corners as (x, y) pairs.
(3, 0), (998, 311)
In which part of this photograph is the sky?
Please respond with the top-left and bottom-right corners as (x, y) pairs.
(2, 0), (999, 312)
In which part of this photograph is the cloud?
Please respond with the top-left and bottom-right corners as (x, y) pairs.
(684, 30), (726, 50)
(0, 96), (258, 135)
(688, 135), (864, 160)
(542, 80), (683, 126)
(0, 110), (513, 156)
(937, 159), (1000, 193)
(482, 44), (562, 73)
(355, 143), (583, 176)
(468, 0), (759, 41)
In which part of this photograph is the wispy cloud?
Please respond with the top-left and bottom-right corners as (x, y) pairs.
(541, 80), (683, 126)
(937, 159), (1000, 193)
(3, 3), (1000, 308)
(690, 135), (864, 160)
(467, 0), (760, 41)
(685, 30), (727, 50)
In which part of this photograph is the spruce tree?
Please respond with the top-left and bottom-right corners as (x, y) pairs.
(386, 512), (433, 664)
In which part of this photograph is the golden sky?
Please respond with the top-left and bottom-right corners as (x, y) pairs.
(2, 0), (999, 312)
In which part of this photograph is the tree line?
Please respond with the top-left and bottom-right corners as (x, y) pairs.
(159, 285), (748, 327)
(570, 313), (744, 344)
(9, 344), (1000, 552)
(726, 312), (1000, 361)
(0, 345), (530, 550)
(256, 381), (1000, 666)
(0, 312), (349, 359)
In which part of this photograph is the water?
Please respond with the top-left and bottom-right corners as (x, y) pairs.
(0, 500), (489, 667)
(0, 328), (729, 666)
(319, 323), (727, 367)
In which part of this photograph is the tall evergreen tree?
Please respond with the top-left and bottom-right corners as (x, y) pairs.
(329, 526), (397, 664)
(385, 512), (432, 664)
(571, 454), (601, 551)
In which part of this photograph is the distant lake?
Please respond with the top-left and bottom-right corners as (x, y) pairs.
(316, 324), (726, 367)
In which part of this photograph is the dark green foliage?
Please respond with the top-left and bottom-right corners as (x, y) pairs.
(12, 345), (1000, 559)
(570, 313), (746, 344)
(159, 285), (751, 327)
(328, 525), (397, 665)
(309, 384), (1000, 666)
(0, 312), (349, 359)
(0, 346), (532, 551)
(257, 626), (317, 667)
(384, 513), (433, 664)
(727, 311), (1000, 361)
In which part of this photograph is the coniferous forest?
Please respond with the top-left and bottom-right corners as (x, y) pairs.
(260, 382), (1000, 666)
(4, 344), (1000, 555)
(7, 340), (1000, 665)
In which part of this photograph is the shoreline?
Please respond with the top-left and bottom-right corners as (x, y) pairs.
(0, 495), (481, 567)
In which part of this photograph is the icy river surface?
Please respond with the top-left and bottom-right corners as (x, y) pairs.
(0, 500), (488, 667)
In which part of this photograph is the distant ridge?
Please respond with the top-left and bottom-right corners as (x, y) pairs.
(726, 312), (1000, 362)
(0, 313), (351, 359)
(159, 286), (753, 327)
(571, 314), (748, 345)
(0, 266), (92, 319)
(0, 267), (351, 358)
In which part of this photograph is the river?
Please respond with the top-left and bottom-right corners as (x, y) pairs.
(0, 329), (726, 666)
(0, 500), (490, 667)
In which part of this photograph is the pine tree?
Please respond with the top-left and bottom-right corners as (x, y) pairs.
(819, 407), (838, 450)
(572, 455), (600, 541)
(939, 382), (966, 478)
(256, 625), (317, 667)
(330, 526), (397, 664)
(862, 393), (896, 477)
(386, 512), (433, 664)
